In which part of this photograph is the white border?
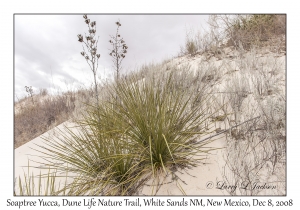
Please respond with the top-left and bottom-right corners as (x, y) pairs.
(2, 1), (298, 209)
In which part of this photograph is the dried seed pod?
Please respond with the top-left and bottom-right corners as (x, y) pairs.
(83, 14), (87, 19)
(77, 34), (83, 42)
(85, 19), (90, 24)
(90, 21), (96, 27)
(96, 54), (100, 58)
(81, 52), (85, 56)
(92, 48), (97, 54)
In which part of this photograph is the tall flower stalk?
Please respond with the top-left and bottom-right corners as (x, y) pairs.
(109, 20), (128, 84)
(77, 14), (101, 106)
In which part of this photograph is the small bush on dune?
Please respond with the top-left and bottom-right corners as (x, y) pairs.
(181, 29), (198, 56)
(39, 88), (48, 96)
(185, 40), (197, 56)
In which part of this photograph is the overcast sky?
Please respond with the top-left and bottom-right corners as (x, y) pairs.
(15, 14), (209, 100)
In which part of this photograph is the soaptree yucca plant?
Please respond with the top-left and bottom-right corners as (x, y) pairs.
(33, 69), (218, 195)
(77, 14), (101, 106)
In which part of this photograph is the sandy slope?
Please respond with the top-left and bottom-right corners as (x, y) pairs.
(14, 121), (78, 193)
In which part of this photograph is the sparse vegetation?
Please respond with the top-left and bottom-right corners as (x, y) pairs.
(14, 92), (76, 148)
(15, 14), (286, 195)
(214, 14), (286, 50)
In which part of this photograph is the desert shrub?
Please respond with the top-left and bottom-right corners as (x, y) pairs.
(224, 14), (286, 49)
(180, 20), (225, 57)
(181, 28), (199, 56)
(14, 95), (75, 148)
(185, 40), (197, 56)
(39, 88), (48, 96)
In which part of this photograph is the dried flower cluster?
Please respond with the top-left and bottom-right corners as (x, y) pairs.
(78, 14), (100, 60)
